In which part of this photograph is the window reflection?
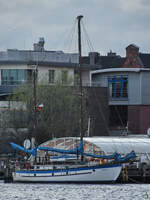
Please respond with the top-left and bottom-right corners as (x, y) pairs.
(1, 69), (27, 85)
(108, 76), (128, 99)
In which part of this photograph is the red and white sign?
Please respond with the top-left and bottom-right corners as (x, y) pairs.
(37, 104), (44, 111)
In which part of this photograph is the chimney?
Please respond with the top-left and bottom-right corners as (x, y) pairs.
(107, 50), (116, 57)
(33, 37), (45, 51)
(89, 52), (100, 65)
(126, 44), (139, 58)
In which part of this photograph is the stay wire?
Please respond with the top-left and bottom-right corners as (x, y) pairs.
(91, 87), (110, 136)
(91, 87), (120, 153)
(62, 19), (78, 53)
(114, 105), (126, 128)
(81, 21), (94, 52)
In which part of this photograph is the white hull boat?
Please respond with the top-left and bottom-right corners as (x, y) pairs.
(12, 163), (122, 183)
(10, 16), (136, 184)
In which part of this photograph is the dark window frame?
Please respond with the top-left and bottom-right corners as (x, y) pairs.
(61, 70), (68, 84)
(1, 69), (27, 85)
(108, 75), (128, 99)
(48, 70), (55, 84)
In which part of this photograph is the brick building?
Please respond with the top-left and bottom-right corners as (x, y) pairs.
(91, 44), (150, 135)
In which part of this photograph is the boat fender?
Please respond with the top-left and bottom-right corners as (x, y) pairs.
(88, 157), (91, 161)
(99, 159), (102, 165)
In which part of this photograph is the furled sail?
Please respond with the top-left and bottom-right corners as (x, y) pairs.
(10, 141), (136, 162)
(50, 155), (77, 160)
(84, 152), (119, 159)
(114, 150), (136, 162)
(9, 141), (84, 156)
(84, 151), (136, 162)
(10, 142), (37, 156)
(38, 141), (84, 155)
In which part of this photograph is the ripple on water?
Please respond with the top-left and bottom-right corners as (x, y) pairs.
(0, 183), (150, 200)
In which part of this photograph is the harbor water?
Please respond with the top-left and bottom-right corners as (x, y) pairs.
(0, 183), (150, 200)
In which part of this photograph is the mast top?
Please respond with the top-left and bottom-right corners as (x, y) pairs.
(77, 15), (83, 20)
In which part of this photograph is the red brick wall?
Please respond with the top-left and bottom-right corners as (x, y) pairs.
(128, 106), (140, 134)
(123, 44), (142, 68)
(126, 45), (139, 57)
(123, 57), (141, 68)
(139, 106), (150, 134)
(128, 105), (150, 134)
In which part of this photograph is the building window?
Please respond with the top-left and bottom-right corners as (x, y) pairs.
(74, 70), (79, 86)
(1, 69), (27, 85)
(49, 70), (55, 83)
(61, 70), (68, 84)
(108, 76), (128, 99)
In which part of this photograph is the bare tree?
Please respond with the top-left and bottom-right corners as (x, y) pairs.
(7, 82), (88, 145)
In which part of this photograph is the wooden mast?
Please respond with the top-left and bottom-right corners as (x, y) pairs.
(32, 66), (38, 148)
(77, 15), (84, 161)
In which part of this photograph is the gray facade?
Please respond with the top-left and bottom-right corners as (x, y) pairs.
(0, 38), (101, 95)
(91, 68), (150, 106)
(91, 68), (150, 134)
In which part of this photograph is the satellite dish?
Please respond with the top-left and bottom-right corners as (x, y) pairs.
(147, 128), (150, 137)
(23, 139), (31, 149)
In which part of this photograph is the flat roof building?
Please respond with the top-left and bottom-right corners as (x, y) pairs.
(91, 44), (150, 135)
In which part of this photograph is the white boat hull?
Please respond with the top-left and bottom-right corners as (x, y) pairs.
(12, 164), (122, 183)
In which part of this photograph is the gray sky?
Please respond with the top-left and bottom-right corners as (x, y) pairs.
(0, 0), (150, 56)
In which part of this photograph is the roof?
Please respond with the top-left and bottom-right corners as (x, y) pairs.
(82, 55), (125, 69)
(139, 53), (150, 68)
(126, 44), (139, 49)
(91, 67), (150, 75)
(84, 136), (150, 154)
(40, 136), (150, 156)
(99, 56), (125, 68)
(0, 49), (78, 63)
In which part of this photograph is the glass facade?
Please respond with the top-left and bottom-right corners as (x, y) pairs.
(108, 75), (128, 99)
(1, 69), (27, 85)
